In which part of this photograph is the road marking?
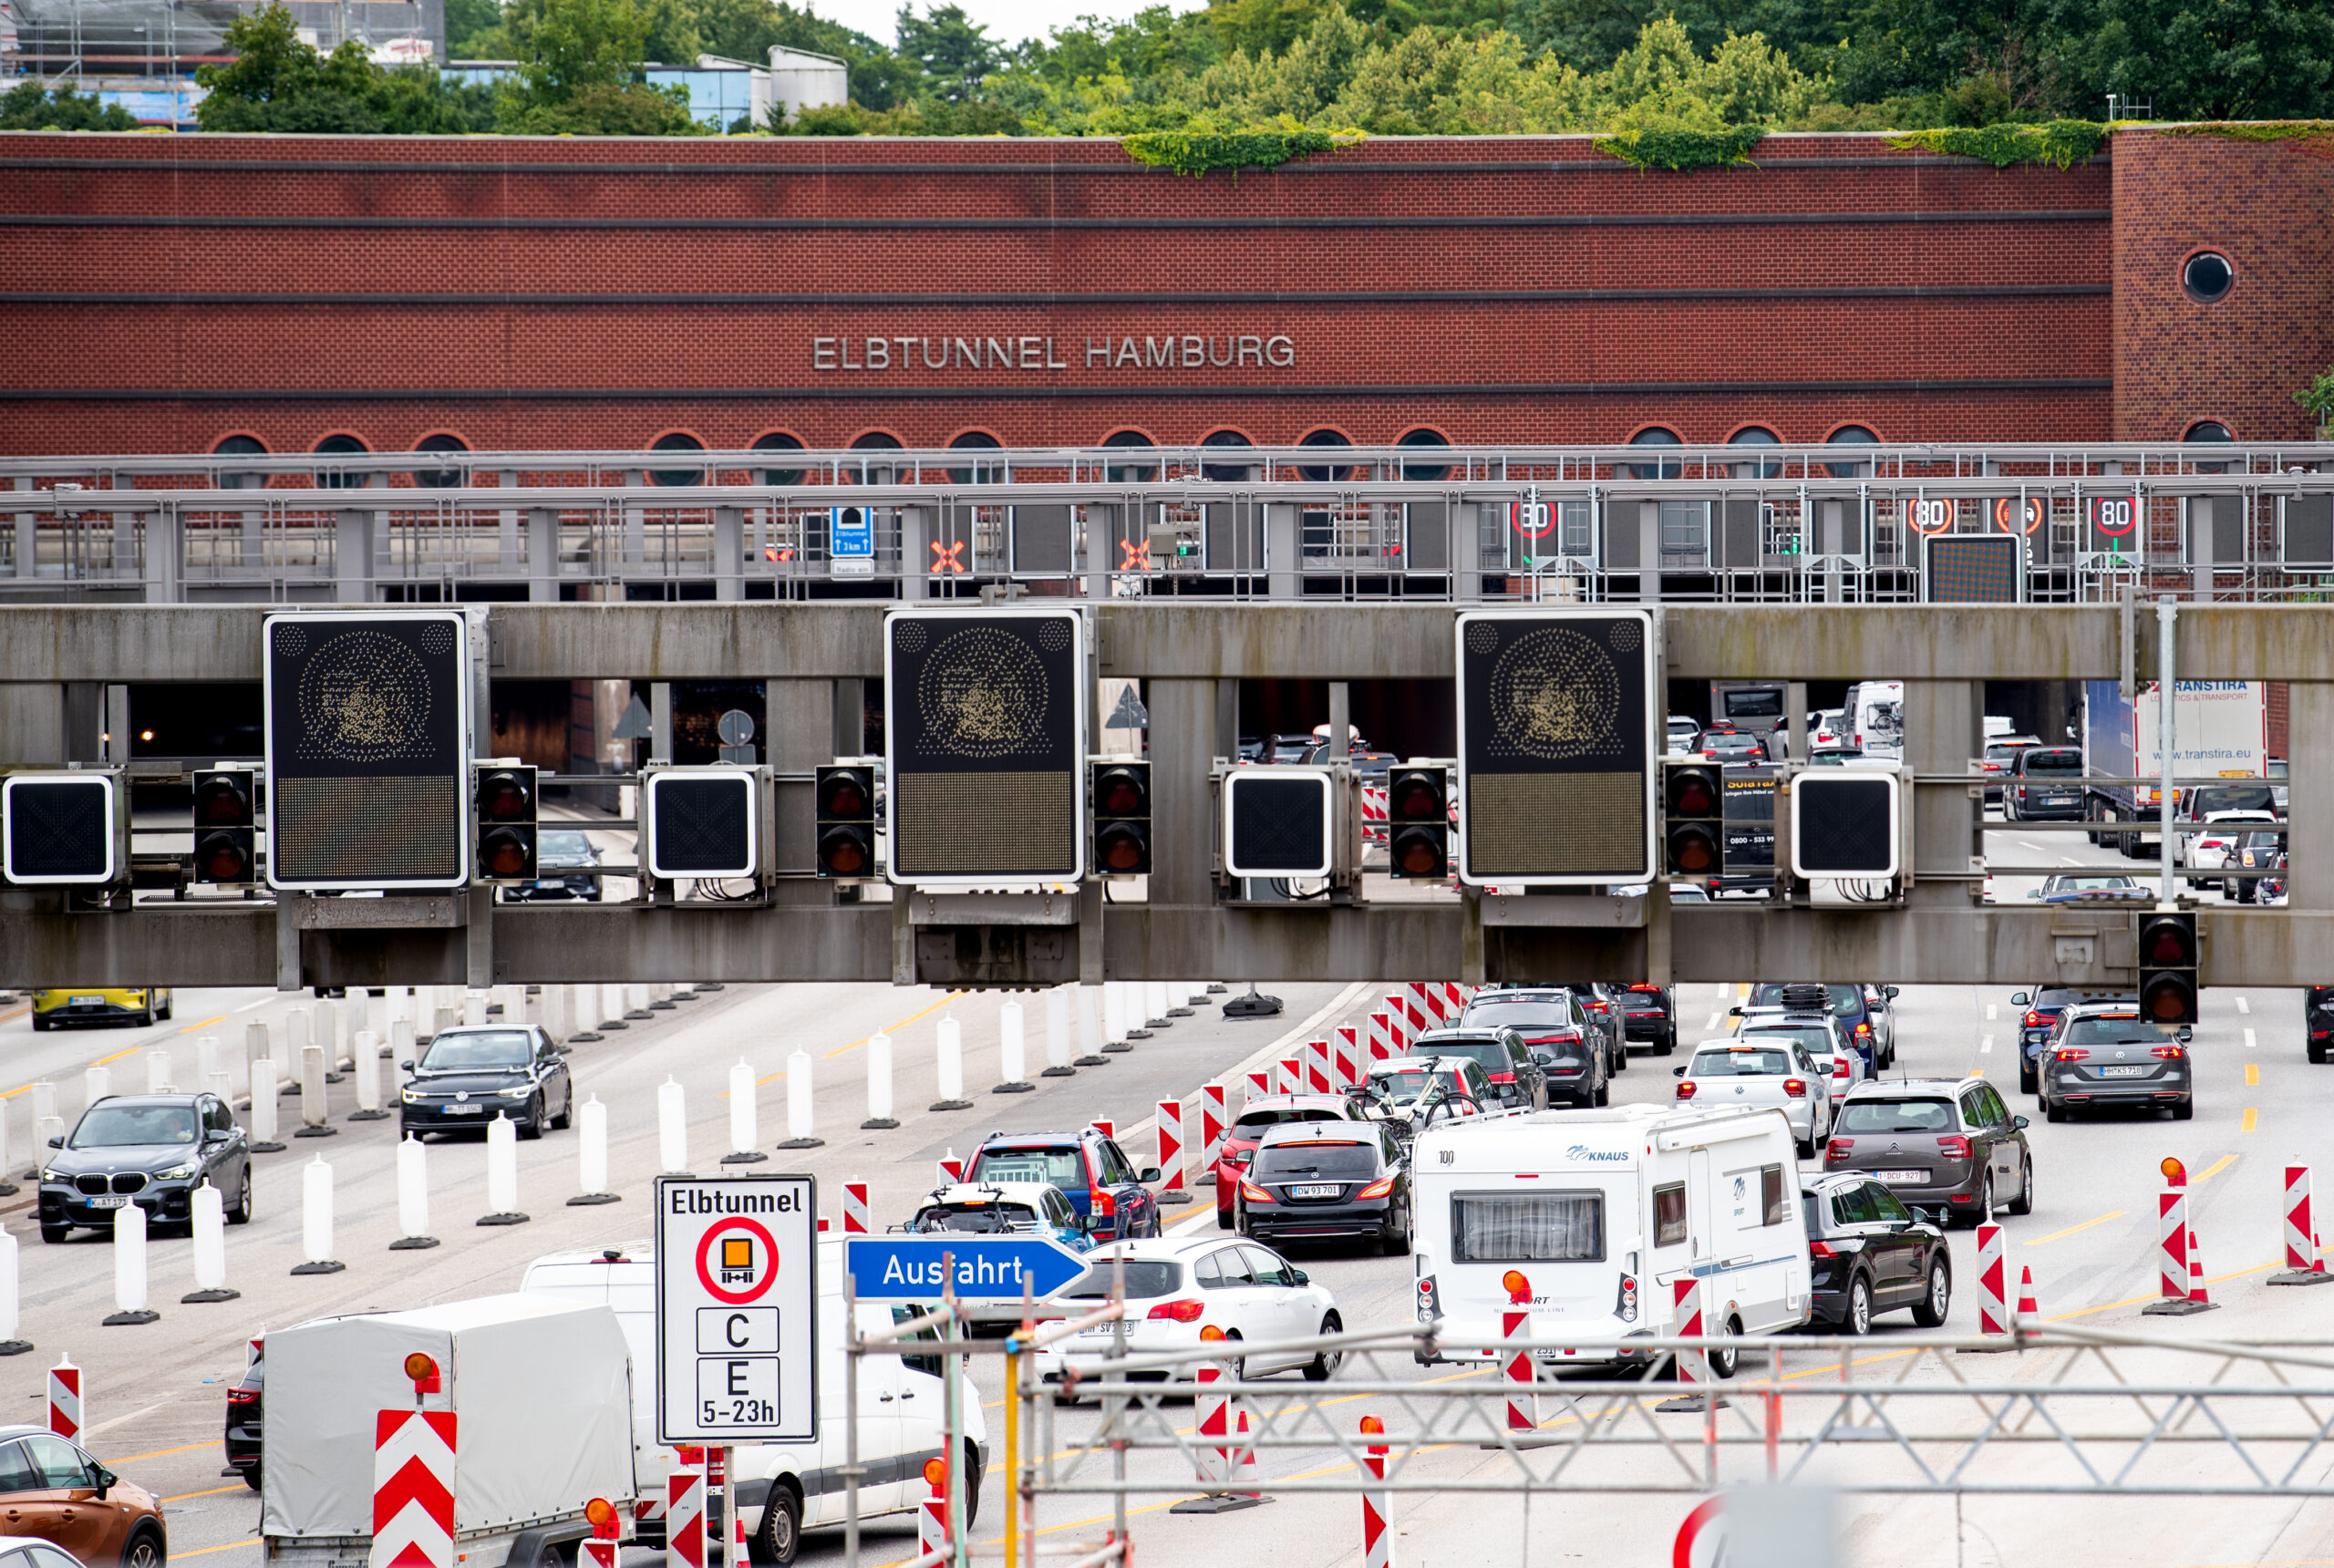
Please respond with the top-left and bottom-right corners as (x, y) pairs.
(2236, 995), (2250, 1014)
(2194, 1153), (2238, 1183)
(164, 1483), (248, 1503)
(2246, 1027), (2258, 1050)
(1979, 1034), (1994, 1054)
(1986, 1004), (1998, 1021)
(170, 1543), (257, 1560)
(2246, 1063), (2260, 1087)
(2019, 841), (2048, 854)
(2049, 1260), (2278, 1321)
(108, 1438), (221, 1465)
(88, 1044), (144, 1068)
(2024, 1210), (2126, 1246)
(178, 1014), (227, 1035)
(233, 995), (274, 1012)
(1704, 1012), (1721, 1031)
(2243, 1108), (2259, 1131)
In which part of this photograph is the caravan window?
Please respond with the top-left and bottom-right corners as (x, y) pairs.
(1450, 1192), (1603, 1263)
(1652, 1182), (1688, 1247)
(1761, 1165), (1788, 1226)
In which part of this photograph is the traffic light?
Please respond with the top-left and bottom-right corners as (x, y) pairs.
(1090, 758), (1152, 877)
(191, 768), (257, 884)
(643, 767), (761, 881)
(264, 610), (470, 891)
(2137, 911), (2200, 1026)
(884, 607), (1085, 884)
(1662, 761), (1723, 878)
(1454, 609), (1658, 886)
(1385, 764), (1449, 880)
(1222, 768), (1332, 879)
(1789, 769), (1902, 879)
(3, 772), (122, 886)
(473, 764), (538, 882)
(815, 764), (876, 878)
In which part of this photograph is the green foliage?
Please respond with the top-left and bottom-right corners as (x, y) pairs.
(196, 2), (491, 130)
(1594, 120), (1764, 169)
(895, 3), (1003, 99)
(0, 78), (140, 129)
(1885, 119), (2106, 168)
(490, 0), (706, 130)
(1121, 122), (1358, 173)
(2298, 368), (2334, 427)
(2154, 119), (2334, 145)
(445, 0), (505, 56)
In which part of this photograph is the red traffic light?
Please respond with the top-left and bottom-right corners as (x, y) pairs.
(480, 825), (533, 880)
(192, 770), (253, 827)
(818, 824), (872, 878)
(1666, 765), (1720, 819)
(1096, 820), (1150, 874)
(1667, 823), (1720, 876)
(2141, 914), (2197, 968)
(1387, 768), (1446, 823)
(195, 830), (251, 882)
(478, 769), (534, 823)
(1390, 825), (1445, 878)
(817, 767), (873, 822)
(1095, 764), (1149, 819)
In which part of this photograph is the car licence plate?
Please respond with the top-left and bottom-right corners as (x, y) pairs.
(2100, 1065), (2149, 1078)
(1290, 1184), (1341, 1199)
(1875, 1170), (1927, 1184)
(89, 1195), (129, 1209)
(70, 995), (104, 1007)
(443, 1103), (484, 1114)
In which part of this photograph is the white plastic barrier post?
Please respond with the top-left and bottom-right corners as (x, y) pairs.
(205, 1070), (232, 1104)
(463, 992), (487, 1026)
(105, 1202), (158, 1325)
(995, 999), (1032, 1093)
(779, 1050), (821, 1150)
(248, 1061), (283, 1150)
(196, 1035), (221, 1091)
(389, 1017), (416, 1071)
(570, 1097), (619, 1205)
(649, 982), (675, 1010)
(1044, 987), (1075, 1078)
(1075, 985), (1106, 1067)
(0, 1108), (10, 1195)
(296, 1042), (335, 1137)
(184, 1181), (238, 1304)
(244, 1022), (271, 1099)
(46, 1356), (79, 1438)
(344, 992), (368, 1056)
(862, 1033), (898, 1129)
(394, 1135), (439, 1247)
(481, 1113), (526, 1225)
(657, 1078), (690, 1173)
(285, 1007), (311, 1083)
(84, 1065), (111, 1112)
(1145, 981), (1169, 1026)
(29, 1082), (56, 1130)
(601, 983), (628, 1031)
(625, 984), (651, 1019)
(433, 1006), (460, 1042)
(0, 1231), (27, 1354)
(310, 999), (334, 1074)
(567, 985), (604, 1042)
(932, 1016), (969, 1110)
(144, 1048), (170, 1094)
(723, 1061), (765, 1164)
(1104, 982), (1135, 1047)
(351, 1029), (387, 1120)
(292, 1156), (343, 1274)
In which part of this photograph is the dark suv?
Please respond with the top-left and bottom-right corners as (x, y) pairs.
(1614, 985), (1676, 1055)
(1407, 1027), (1547, 1112)
(225, 1354), (263, 1489)
(1823, 1077), (2033, 1227)
(1802, 1173), (1951, 1334)
(37, 1092), (253, 1243)
(1456, 989), (1607, 1094)
(2311, 987), (2334, 1065)
(2009, 986), (2133, 1093)
(1565, 984), (1628, 1075)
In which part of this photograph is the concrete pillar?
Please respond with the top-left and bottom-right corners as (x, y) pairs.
(2289, 684), (2334, 914)
(1903, 678), (1982, 907)
(333, 509), (374, 603)
(1148, 679), (1215, 908)
(831, 677), (865, 758)
(714, 507), (744, 603)
(142, 509), (181, 603)
(649, 682), (673, 764)
(527, 507), (561, 603)
(1265, 503), (1300, 601)
(497, 469), (521, 570)
(13, 475), (37, 579)
(0, 686), (67, 764)
(768, 679), (834, 896)
(903, 507), (933, 599)
(1784, 681), (1809, 762)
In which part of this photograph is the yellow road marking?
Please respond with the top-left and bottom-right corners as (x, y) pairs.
(2246, 1063), (2260, 1087)
(2195, 1153), (2238, 1182)
(164, 1483), (249, 1503)
(89, 1044), (144, 1067)
(736, 993), (965, 1088)
(170, 1543), (258, 1559)
(2023, 1210), (2126, 1246)
(179, 1015), (228, 1035)
(2243, 1108), (2259, 1132)
(2047, 1261), (2277, 1321)
(108, 1439), (221, 1465)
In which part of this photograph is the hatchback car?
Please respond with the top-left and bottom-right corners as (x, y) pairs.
(2037, 1004), (2194, 1122)
(2009, 985), (2133, 1092)
(29, 988), (170, 1031)
(967, 1129), (1162, 1242)
(2026, 872), (2143, 905)
(1742, 982), (1895, 1069)
(1674, 1039), (1830, 1156)
(1823, 1078), (2033, 1225)
(1406, 1027), (1547, 1111)
(1613, 984), (1675, 1055)
(907, 1181), (1090, 1251)
(1562, 984), (1631, 1074)
(1980, 736), (2040, 806)
(1235, 1120), (1411, 1253)
(1034, 1237), (1343, 1398)
(1456, 987), (1603, 1081)
(1802, 1173), (1951, 1335)
(2182, 809), (2278, 883)
(398, 1024), (573, 1140)
(502, 827), (602, 902)
(224, 1354), (263, 1489)
(1699, 730), (1767, 764)
(0, 1426), (166, 1568)
(1738, 1016), (1862, 1115)
(1213, 1095), (1366, 1226)
(38, 1093), (252, 1243)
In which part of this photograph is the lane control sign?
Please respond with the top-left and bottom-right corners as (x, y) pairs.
(656, 1174), (818, 1443)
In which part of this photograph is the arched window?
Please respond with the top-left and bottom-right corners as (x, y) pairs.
(1296, 428), (1353, 483)
(946, 430), (1005, 486)
(849, 430), (903, 486)
(751, 431), (805, 487)
(1728, 425), (1781, 479)
(2182, 252), (2234, 304)
(646, 432), (706, 488)
(1102, 429), (1156, 483)
(412, 433), (469, 490)
(314, 432), (369, 490)
(1200, 429), (1255, 483)
(213, 433), (267, 491)
(1825, 424), (1879, 479)
(1626, 426), (1681, 480)
(1397, 428), (1451, 482)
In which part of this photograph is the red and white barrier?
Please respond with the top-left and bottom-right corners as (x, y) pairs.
(1386, 994), (1425, 1052)
(1671, 1276), (1704, 1387)
(1359, 785), (1389, 844)
(1335, 1026), (1362, 1089)
(1244, 1066), (1272, 1101)
(1975, 1223), (2008, 1337)
(1157, 1099), (1186, 1196)
(1439, 982), (1471, 1019)
(2273, 1165), (2334, 1284)
(2015, 1265), (2040, 1327)
(938, 1149), (965, 1185)
(1193, 1357), (1229, 1485)
(917, 1460), (949, 1560)
(2157, 1187), (2189, 1300)
(1503, 1274), (1535, 1430)
(1277, 1056), (1301, 1097)
(2187, 1224), (2213, 1308)
(1090, 1117), (1116, 1142)
(47, 1356), (79, 1439)
(1359, 1416), (1392, 1568)
(1407, 982), (1449, 1026)
(666, 1447), (707, 1568)
(842, 1181), (870, 1235)
(370, 1408), (458, 1568)
(1200, 1083), (1229, 1180)
(1368, 1012), (1395, 1068)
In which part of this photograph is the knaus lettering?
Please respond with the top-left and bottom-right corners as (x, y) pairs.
(1566, 1145), (1629, 1162)
(812, 334), (1296, 374)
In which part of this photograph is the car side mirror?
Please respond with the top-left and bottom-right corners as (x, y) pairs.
(1289, 1268), (1309, 1286)
(1728, 1006), (1743, 1016)
(1885, 986), (1900, 998)
(46, 1136), (61, 1149)
(1138, 1167), (1162, 1184)
(95, 1467), (117, 1499)
(1672, 1066), (1687, 1077)
(2009, 993), (2029, 1006)
(398, 1060), (415, 1072)
(2026, 889), (2040, 898)
(2177, 1027), (2193, 1044)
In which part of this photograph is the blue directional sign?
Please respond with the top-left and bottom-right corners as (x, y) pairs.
(844, 1235), (1090, 1301)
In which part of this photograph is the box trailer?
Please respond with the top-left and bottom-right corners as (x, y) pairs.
(261, 1294), (637, 1568)
(2082, 680), (2267, 855)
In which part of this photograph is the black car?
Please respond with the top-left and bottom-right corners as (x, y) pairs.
(225, 1355), (263, 1490)
(2008, 985), (2133, 1093)
(1406, 1027), (1548, 1111)
(1565, 984), (1628, 1075)
(1236, 1120), (1411, 1253)
(1802, 1173), (1952, 1335)
(1615, 984), (1675, 1055)
(37, 1093), (253, 1243)
(1455, 988), (1607, 1105)
(2310, 986), (2334, 1065)
(502, 827), (602, 902)
(398, 1024), (573, 1140)
(2224, 829), (2285, 903)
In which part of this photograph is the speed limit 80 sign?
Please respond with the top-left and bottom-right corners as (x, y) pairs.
(655, 1174), (818, 1443)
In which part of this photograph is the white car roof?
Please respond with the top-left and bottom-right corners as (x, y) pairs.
(1255, 1119), (1383, 1148)
(1079, 1234), (1248, 1262)
(1374, 1057), (1470, 1073)
(1234, 1094), (1353, 1114)
(2203, 810), (2277, 822)
(917, 1182), (1063, 1209)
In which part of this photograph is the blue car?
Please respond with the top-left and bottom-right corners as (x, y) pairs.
(966, 1130), (1163, 1242)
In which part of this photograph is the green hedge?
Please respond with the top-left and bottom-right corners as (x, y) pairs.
(1592, 124), (1765, 171)
(1886, 120), (2106, 169)
(1121, 128), (1360, 176)
(2152, 119), (2334, 146)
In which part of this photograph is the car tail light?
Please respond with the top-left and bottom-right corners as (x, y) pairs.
(1854, 1022), (1872, 1038)
(1416, 1274), (1439, 1321)
(1356, 1175), (1396, 1200)
(2153, 1044), (2186, 1060)
(1238, 1180), (1273, 1204)
(2053, 1047), (2090, 1062)
(228, 1387), (258, 1406)
(1616, 1273), (1637, 1322)
(1824, 1137), (1853, 1162)
(2023, 1010), (2044, 1028)
(1628, 985), (1662, 994)
(1937, 1135), (1973, 1161)
(1675, 1079), (1697, 1099)
(1489, 1072), (1516, 1085)
(1096, 1191), (1117, 1217)
(1808, 1241), (1839, 1258)
(1147, 1299), (1207, 1322)
(1783, 1078), (1809, 1099)
(1832, 1057), (1851, 1078)
(1587, 999), (1609, 1012)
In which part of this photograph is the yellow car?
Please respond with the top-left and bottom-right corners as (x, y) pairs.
(30, 987), (172, 1030)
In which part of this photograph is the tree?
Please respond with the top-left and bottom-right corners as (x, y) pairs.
(445, 0), (506, 56)
(895, 3), (1003, 98)
(196, 2), (489, 131)
(0, 79), (139, 129)
(494, 0), (706, 129)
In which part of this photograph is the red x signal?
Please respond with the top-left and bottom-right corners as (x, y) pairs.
(1118, 538), (1150, 572)
(929, 540), (966, 574)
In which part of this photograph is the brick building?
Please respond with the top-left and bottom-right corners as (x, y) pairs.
(1, 127), (2329, 459)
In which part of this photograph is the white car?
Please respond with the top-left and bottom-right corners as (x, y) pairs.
(1673, 1039), (1833, 1157)
(1358, 1056), (1498, 1130)
(2182, 810), (2278, 881)
(1035, 1236), (1344, 1397)
(1737, 1020), (1863, 1115)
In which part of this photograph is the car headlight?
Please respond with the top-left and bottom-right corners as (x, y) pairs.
(156, 1162), (198, 1181)
(401, 1088), (423, 1104)
(40, 1168), (65, 1183)
(498, 1085), (532, 1099)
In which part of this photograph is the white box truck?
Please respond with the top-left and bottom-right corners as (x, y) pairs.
(521, 1236), (986, 1564)
(261, 1295), (637, 1568)
(1410, 1103), (1811, 1375)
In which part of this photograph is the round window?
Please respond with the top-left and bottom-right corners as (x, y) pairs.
(2183, 252), (2234, 304)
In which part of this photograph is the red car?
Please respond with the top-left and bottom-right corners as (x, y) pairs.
(1213, 1095), (1366, 1227)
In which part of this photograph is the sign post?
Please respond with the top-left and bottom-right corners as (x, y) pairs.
(655, 1174), (820, 1449)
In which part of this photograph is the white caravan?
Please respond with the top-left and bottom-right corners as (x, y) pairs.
(1410, 1103), (1812, 1374)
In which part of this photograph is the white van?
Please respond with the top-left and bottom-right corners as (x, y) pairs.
(521, 1238), (986, 1565)
(1410, 1103), (1811, 1376)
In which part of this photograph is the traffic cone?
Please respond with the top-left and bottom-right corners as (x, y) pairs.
(2187, 1224), (2215, 1309)
(2015, 1265), (2039, 1328)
